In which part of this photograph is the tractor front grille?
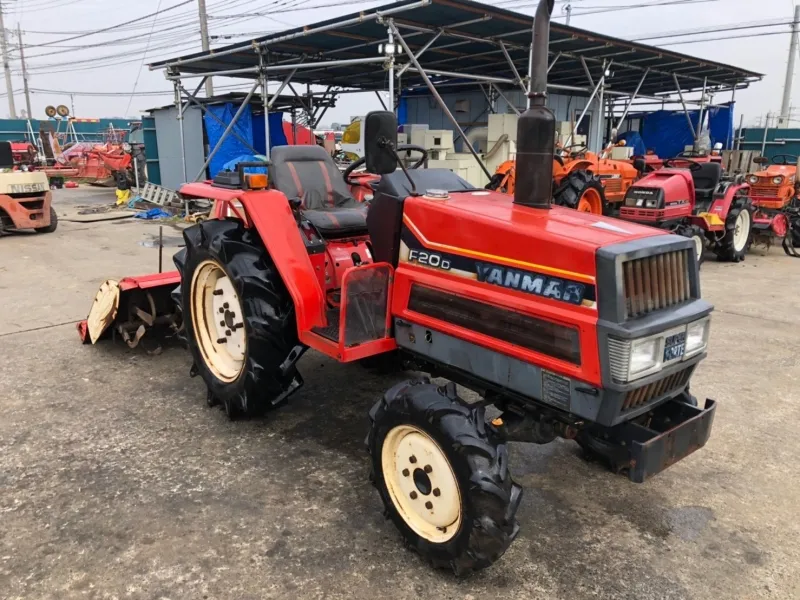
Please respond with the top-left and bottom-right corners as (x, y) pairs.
(750, 185), (779, 198)
(602, 178), (623, 193)
(623, 250), (692, 320)
(623, 366), (693, 411)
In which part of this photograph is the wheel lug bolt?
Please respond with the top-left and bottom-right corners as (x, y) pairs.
(424, 465), (432, 473)
(220, 321), (225, 327)
(402, 469), (409, 477)
(425, 501), (433, 510)
(218, 308), (224, 314)
(223, 302), (229, 309)
(433, 488), (440, 497)
(225, 330), (231, 337)
(410, 491), (417, 500)
(409, 456), (417, 464)
(212, 289), (223, 296)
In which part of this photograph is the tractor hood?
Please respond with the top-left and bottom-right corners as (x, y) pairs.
(402, 190), (666, 283)
(750, 164), (796, 180)
(0, 170), (49, 195)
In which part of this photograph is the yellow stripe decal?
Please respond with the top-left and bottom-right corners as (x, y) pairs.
(402, 215), (596, 284)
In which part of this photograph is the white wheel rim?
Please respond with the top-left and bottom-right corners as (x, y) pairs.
(693, 235), (704, 261)
(191, 260), (247, 382)
(733, 210), (750, 252)
(381, 424), (462, 543)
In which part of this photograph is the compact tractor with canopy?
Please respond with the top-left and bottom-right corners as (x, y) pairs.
(746, 154), (800, 255)
(619, 157), (754, 263)
(80, 0), (717, 574)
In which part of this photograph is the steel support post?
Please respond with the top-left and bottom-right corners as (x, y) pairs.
(267, 61), (304, 109)
(614, 69), (649, 131)
(374, 90), (389, 111)
(490, 84), (520, 116)
(547, 52), (561, 74)
(389, 23), (492, 180)
(260, 52), (271, 160)
(173, 79), (188, 183)
(179, 84), (260, 156)
(595, 60), (606, 152)
(194, 80), (260, 181)
(387, 25), (395, 113)
(672, 74), (697, 140)
(564, 74), (605, 149)
(694, 77), (708, 149)
(580, 56), (595, 88)
(181, 77), (208, 116)
(397, 30), (443, 77)
(499, 42), (527, 96)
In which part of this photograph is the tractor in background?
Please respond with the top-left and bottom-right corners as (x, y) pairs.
(77, 0), (718, 575)
(619, 158), (753, 263)
(746, 154), (800, 255)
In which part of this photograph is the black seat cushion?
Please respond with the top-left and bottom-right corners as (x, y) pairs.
(691, 162), (722, 202)
(270, 145), (367, 238)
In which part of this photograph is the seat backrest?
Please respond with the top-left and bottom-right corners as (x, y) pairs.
(691, 162), (722, 192)
(270, 145), (354, 209)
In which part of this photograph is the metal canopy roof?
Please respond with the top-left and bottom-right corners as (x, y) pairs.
(151, 0), (762, 98)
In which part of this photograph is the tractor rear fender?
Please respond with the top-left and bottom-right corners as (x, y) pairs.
(707, 182), (749, 223)
(238, 192), (327, 331)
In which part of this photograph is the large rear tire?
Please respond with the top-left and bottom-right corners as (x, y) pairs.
(367, 379), (522, 576)
(34, 207), (58, 234)
(553, 170), (606, 215)
(714, 196), (753, 262)
(175, 219), (300, 418)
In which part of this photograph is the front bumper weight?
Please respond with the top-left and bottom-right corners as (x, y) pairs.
(580, 396), (716, 483)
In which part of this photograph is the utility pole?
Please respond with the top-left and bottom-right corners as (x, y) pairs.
(779, 4), (800, 128)
(17, 24), (32, 120)
(563, 3), (572, 25)
(197, 0), (214, 97)
(0, 0), (17, 118)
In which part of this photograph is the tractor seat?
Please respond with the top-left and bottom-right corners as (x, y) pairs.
(270, 145), (368, 238)
(691, 162), (723, 203)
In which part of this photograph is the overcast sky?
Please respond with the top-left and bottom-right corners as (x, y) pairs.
(3, 0), (797, 127)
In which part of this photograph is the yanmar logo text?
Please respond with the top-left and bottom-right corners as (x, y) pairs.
(475, 263), (586, 305)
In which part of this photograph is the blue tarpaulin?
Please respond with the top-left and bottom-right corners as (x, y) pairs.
(205, 104), (254, 178)
(252, 113), (288, 154)
(615, 131), (647, 157)
(639, 110), (700, 158)
(708, 103), (734, 149)
(204, 105), (290, 178)
(221, 154), (268, 175)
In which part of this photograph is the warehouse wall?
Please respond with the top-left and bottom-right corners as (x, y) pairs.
(403, 88), (603, 152)
(0, 118), (134, 143)
(151, 105), (206, 191)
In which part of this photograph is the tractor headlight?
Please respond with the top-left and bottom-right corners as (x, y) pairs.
(645, 198), (658, 208)
(684, 318), (710, 357)
(630, 338), (660, 376)
(773, 175), (784, 185)
(607, 318), (711, 383)
(748, 175), (759, 185)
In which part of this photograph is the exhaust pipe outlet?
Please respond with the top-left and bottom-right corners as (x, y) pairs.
(513, 0), (556, 210)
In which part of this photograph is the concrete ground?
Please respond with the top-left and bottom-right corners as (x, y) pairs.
(0, 188), (798, 600)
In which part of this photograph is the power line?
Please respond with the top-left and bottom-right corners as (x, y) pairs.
(125, 0), (165, 115)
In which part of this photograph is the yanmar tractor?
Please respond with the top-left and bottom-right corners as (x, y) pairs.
(79, 0), (717, 575)
(619, 158), (754, 263)
(746, 154), (800, 255)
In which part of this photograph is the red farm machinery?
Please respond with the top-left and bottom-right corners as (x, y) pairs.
(79, 0), (718, 575)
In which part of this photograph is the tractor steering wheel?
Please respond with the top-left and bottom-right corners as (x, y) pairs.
(771, 154), (798, 165)
(561, 143), (588, 158)
(663, 158), (703, 172)
(343, 144), (428, 184)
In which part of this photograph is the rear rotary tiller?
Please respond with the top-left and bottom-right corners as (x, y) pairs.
(78, 0), (718, 575)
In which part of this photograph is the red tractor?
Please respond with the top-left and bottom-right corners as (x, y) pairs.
(619, 158), (754, 263)
(79, 0), (717, 575)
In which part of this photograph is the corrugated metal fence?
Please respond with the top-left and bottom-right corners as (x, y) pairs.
(737, 128), (800, 161)
(0, 118), (134, 143)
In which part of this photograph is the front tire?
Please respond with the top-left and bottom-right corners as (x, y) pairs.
(367, 379), (521, 576)
(175, 219), (300, 417)
(34, 207), (58, 233)
(714, 196), (753, 262)
(553, 170), (606, 215)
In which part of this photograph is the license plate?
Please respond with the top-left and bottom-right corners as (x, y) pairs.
(663, 332), (686, 361)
